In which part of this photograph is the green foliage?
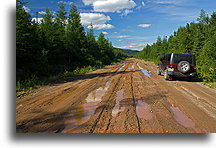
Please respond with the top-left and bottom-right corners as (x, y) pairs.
(16, 0), (126, 90)
(136, 10), (216, 83)
(73, 66), (97, 74)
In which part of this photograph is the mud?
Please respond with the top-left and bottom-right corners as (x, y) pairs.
(16, 58), (216, 133)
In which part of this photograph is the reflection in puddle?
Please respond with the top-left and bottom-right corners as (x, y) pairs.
(141, 69), (151, 78)
(136, 100), (153, 120)
(62, 81), (111, 133)
(136, 63), (143, 70)
(170, 107), (195, 128)
(136, 63), (152, 78)
(116, 64), (126, 74)
(112, 89), (125, 116)
(119, 64), (125, 70)
(128, 65), (134, 70)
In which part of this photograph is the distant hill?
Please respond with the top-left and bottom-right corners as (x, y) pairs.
(116, 48), (139, 57)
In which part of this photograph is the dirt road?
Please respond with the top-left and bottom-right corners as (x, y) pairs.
(16, 58), (216, 133)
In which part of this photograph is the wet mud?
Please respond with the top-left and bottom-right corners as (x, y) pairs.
(16, 58), (216, 133)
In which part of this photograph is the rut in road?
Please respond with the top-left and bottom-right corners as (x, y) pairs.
(16, 58), (216, 133)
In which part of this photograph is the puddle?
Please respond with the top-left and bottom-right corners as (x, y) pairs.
(136, 100), (153, 120)
(141, 69), (152, 78)
(128, 65), (134, 70)
(136, 63), (143, 70)
(86, 81), (111, 102)
(170, 107), (195, 128)
(119, 64), (125, 70)
(136, 63), (152, 78)
(112, 89), (125, 116)
(62, 81), (111, 132)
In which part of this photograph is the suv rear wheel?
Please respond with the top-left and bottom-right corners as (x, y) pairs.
(178, 61), (190, 73)
(164, 69), (169, 80)
(157, 67), (161, 75)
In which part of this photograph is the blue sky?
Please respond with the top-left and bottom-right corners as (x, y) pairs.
(24, 0), (216, 51)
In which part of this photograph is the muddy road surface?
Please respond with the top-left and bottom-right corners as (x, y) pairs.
(16, 58), (215, 133)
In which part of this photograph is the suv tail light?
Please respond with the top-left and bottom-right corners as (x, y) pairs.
(193, 66), (196, 69)
(169, 64), (174, 68)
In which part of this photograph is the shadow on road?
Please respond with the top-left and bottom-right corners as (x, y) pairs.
(50, 70), (140, 86)
(170, 76), (203, 82)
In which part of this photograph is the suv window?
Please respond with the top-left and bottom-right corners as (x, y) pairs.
(173, 54), (194, 64)
(165, 54), (171, 63)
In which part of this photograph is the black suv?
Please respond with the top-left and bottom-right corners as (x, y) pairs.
(157, 53), (197, 80)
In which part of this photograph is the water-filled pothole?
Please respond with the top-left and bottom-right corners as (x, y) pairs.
(62, 81), (111, 132)
(170, 107), (195, 128)
(136, 100), (153, 120)
(136, 63), (152, 78)
(112, 89), (125, 116)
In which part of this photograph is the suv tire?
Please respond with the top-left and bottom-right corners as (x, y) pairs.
(164, 69), (169, 80)
(157, 67), (161, 75)
(178, 61), (190, 73)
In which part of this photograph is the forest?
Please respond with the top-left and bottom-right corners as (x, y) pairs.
(136, 10), (216, 83)
(16, 0), (127, 89)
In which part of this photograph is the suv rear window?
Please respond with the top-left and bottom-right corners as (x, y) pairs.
(173, 54), (194, 64)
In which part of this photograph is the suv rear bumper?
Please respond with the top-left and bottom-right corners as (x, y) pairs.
(167, 71), (196, 77)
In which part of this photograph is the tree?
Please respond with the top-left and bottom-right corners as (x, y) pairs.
(135, 10), (216, 82)
(16, 0), (41, 75)
(66, 4), (87, 68)
(197, 9), (209, 25)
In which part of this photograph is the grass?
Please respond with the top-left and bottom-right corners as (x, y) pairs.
(202, 81), (216, 88)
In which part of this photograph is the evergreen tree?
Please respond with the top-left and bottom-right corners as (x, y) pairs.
(136, 10), (216, 82)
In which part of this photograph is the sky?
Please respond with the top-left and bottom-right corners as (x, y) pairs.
(24, 0), (216, 51)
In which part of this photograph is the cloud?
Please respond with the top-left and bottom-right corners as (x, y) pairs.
(102, 31), (108, 34)
(80, 13), (111, 26)
(128, 40), (145, 43)
(94, 0), (136, 12)
(121, 9), (133, 16)
(82, 0), (100, 5)
(80, 13), (114, 30)
(82, 0), (136, 13)
(138, 24), (151, 28)
(31, 18), (43, 23)
(58, 1), (73, 5)
(147, 0), (198, 21)
(88, 24), (114, 30)
(38, 11), (46, 15)
(23, 6), (30, 13)
(115, 35), (130, 38)
(152, 0), (180, 5)
(136, 1), (145, 10)
(117, 42), (146, 50)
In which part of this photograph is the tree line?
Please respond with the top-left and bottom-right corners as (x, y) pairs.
(136, 10), (216, 82)
(16, 0), (127, 86)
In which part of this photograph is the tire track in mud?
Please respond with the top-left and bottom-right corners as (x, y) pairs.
(16, 62), (129, 133)
(104, 61), (141, 133)
(133, 62), (195, 133)
(130, 72), (141, 133)
(132, 64), (166, 133)
(172, 84), (215, 119)
(89, 62), (135, 133)
(62, 62), (131, 133)
(89, 71), (125, 133)
(136, 60), (215, 133)
(16, 58), (216, 133)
